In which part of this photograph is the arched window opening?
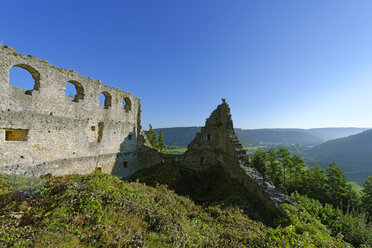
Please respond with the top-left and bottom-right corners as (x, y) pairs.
(65, 81), (84, 102)
(99, 91), (111, 109)
(122, 97), (132, 112)
(9, 64), (40, 95)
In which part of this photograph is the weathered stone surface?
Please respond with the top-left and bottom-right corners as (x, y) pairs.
(180, 99), (293, 215)
(0, 46), (141, 177)
(136, 134), (176, 170)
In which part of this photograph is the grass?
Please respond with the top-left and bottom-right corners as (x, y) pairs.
(0, 172), (356, 247)
(164, 146), (187, 154)
(243, 146), (268, 156)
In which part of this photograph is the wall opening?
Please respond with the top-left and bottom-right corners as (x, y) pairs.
(122, 97), (132, 112)
(91, 126), (96, 131)
(65, 81), (84, 102)
(99, 91), (112, 109)
(206, 134), (211, 141)
(128, 134), (133, 140)
(97, 122), (104, 142)
(5, 129), (29, 141)
(9, 64), (40, 95)
(123, 162), (128, 168)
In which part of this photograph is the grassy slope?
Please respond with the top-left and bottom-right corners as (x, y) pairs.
(0, 172), (356, 248)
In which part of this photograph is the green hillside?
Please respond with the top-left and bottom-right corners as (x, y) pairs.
(153, 127), (201, 146)
(307, 130), (372, 184)
(235, 128), (322, 145)
(306, 128), (370, 142)
(1, 172), (367, 247)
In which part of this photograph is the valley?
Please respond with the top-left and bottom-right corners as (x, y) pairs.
(157, 127), (371, 185)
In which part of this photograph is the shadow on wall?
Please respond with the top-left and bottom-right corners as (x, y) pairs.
(111, 127), (137, 178)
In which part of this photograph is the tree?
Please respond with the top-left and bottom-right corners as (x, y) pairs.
(325, 163), (348, 208)
(158, 129), (166, 151)
(291, 154), (306, 192)
(343, 184), (360, 213)
(302, 166), (327, 202)
(267, 148), (280, 185)
(362, 176), (372, 221)
(276, 147), (291, 187)
(251, 149), (267, 176)
(145, 124), (158, 149)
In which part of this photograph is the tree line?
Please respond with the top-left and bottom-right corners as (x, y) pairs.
(251, 147), (372, 221)
(144, 124), (166, 151)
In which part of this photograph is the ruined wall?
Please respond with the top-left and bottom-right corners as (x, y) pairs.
(0, 46), (141, 177)
(0, 45), (292, 215)
(180, 100), (292, 216)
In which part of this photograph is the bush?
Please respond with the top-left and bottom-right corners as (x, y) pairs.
(293, 193), (372, 247)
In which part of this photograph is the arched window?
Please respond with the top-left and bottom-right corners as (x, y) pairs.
(99, 91), (111, 109)
(122, 97), (132, 112)
(9, 64), (40, 95)
(65, 80), (84, 102)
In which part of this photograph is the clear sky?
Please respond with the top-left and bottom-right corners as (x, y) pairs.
(1, 0), (372, 129)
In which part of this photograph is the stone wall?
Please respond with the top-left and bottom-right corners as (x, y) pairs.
(180, 99), (292, 216)
(0, 46), (141, 178)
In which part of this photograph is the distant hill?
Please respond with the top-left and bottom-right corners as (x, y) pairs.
(154, 127), (369, 147)
(154, 126), (201, 146)
(306, 128), (370, 142)
(235, 128), (323, 146)
(307, 130), (372, 184)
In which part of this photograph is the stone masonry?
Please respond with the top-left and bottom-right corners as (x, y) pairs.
(140, 99), (293, 215)
(180, 99), (293, 215)
(0, 46), (141, 177)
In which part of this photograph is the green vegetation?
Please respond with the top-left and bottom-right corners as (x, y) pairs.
(0, 172), (361, 247)
(164, 146), (187, 154)
(251, 147), (372, 247)
(1, 145), (370, 247)
(145, 124), (158, 148)
(158, 130), (166, 151)
(251, 148), (366, 213)
(362, 176), (372, 222)
(293, 194), (372, 247)
(307, 129), (372, 184)
(144, 124), (166, 151)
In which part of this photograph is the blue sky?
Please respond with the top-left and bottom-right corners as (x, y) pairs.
(2, 0), (372, 129)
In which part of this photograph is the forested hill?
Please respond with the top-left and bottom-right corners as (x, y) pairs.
(306, 127), (370, 142)
(235, 128), (322, 146)
(154, 126), (201, 146)
(153, 127), (369, 147)
(307, 129), (372, 171)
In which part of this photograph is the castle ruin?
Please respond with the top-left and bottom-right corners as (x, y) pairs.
(0, 46), (141, 177)
(0, 46), (291, 215)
